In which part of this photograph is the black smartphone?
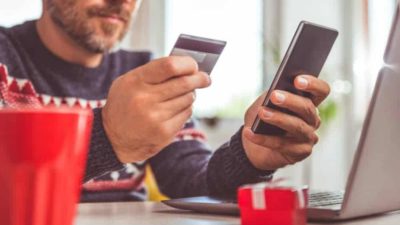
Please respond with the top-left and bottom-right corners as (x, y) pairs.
(252, 21), (338, 136)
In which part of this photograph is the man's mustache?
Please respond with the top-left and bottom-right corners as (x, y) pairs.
(87, 4), (131, 23)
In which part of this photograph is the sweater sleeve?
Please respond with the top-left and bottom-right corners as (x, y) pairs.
(149, 126), (274, 198)
(84, 108), (124, 181)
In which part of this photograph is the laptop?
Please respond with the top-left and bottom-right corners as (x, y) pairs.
(162, 5), (400, 221)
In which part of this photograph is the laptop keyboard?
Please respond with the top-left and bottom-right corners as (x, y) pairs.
(222, 191), (344, 208)
(309, 191), (344, 207)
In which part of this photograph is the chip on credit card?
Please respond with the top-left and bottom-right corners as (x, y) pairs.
(170, 34), (226, 75)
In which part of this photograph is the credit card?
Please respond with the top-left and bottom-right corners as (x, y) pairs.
(170, 34), (226, 74)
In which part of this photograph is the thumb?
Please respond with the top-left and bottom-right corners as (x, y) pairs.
(138, 56), (199, 84)
(245, 92), (267, 125)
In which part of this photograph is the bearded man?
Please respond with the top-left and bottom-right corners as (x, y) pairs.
(0, 0), (330, 201)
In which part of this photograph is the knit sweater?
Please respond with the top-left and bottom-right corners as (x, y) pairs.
(0, 20), (273, 201)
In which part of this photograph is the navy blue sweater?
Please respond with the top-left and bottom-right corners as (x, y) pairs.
(0, 21), (273, 201)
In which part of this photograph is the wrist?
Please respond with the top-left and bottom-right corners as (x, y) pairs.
(233, 127), (276, 176)
(101, 106), (130, 163)
(85, 108), (124, 181)
(241, 127), (279, 171)
(101, 106), (160, 164)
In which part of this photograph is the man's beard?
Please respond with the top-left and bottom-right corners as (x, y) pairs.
(47, 0), (132, 53)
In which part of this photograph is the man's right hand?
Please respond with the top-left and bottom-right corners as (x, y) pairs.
(102, 56), (211, 163)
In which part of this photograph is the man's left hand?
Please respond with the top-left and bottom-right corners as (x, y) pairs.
(242, 75), (331, 170)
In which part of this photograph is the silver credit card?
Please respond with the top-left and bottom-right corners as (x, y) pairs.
(170, 34), (226, 75)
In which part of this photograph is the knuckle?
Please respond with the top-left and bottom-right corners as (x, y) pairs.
(300, 146), (313, 158)
(296, 121), (308, 135)
(311, 132), (319, 144)
(289, 146), (312, 161)
(304, 130), (317, 143)
(304, 99), (316, 117)
(304, 144), (313, 156)
(162, 58), (178, 74)
(315, 116), (322, 129)
(285, 156), (297, 165)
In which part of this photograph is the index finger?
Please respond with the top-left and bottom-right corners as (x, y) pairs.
(294, 75), (331, 106)
(139, 56), (199, 84)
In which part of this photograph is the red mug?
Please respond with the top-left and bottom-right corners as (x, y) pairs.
(0, 107), (93, 225)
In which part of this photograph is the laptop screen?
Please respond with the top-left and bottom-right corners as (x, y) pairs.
(384, 4), (400, 65)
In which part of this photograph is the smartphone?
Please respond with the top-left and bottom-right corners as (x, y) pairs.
(252, 21), (338, 136)
(170, 34), (226, 75)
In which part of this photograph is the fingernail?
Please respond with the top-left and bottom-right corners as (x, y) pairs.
(297, 77), (309, 89)
(206, 75), (212, 84)
(274, 91), (286, 104)
(264, 109), (274, 119)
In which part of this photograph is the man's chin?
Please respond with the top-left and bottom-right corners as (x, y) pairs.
(99, 28), (126, 43)
(90, 36), (121, 52)
(92, 28), (124, 45)
(76, 19), (126, 52)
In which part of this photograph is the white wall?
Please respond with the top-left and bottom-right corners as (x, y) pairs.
(120, 0), (166, 56)
(0, 0), (42, 27)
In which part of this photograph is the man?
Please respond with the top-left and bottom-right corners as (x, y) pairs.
(0, 0), (329, 201)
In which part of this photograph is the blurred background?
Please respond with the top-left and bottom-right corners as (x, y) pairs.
(0, 0), (397, 191)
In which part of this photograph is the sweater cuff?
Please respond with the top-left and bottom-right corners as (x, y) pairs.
(207, 126), (274, 197)
(84, 108), (123, 182)
(228, 126), (275, 180)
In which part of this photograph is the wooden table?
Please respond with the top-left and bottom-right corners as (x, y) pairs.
(76, 202), (400, 225)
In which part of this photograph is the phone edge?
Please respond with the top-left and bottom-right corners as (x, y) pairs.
(251, 21), (306, 133)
